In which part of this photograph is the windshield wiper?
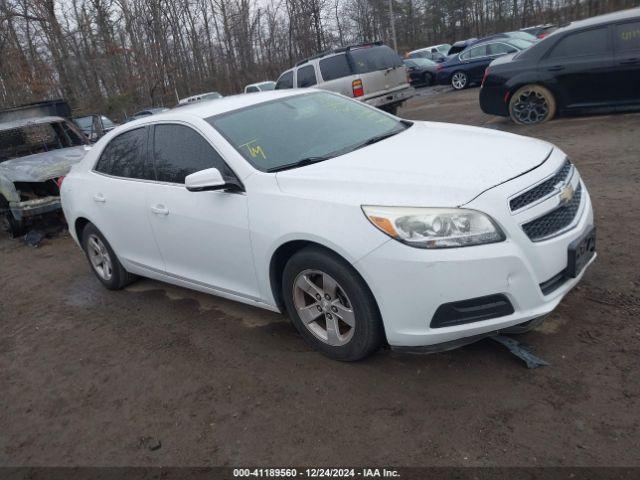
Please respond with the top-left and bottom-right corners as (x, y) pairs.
(267, 156), (331, 173)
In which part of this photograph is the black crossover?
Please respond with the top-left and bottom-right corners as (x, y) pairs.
(480, 7), (640, 124)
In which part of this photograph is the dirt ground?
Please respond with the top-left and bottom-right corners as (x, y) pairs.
(1, 87), (639, 467)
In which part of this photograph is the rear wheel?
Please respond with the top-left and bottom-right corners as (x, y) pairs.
(81, 223), (136, 290)
(0, 196), (24, 238)
(380, 104), (398, 115)
(509, 84), (556, 125)
(451, 71), (468, 90)
(282, 247), (384, 361)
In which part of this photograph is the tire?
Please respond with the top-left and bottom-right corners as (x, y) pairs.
(380, 104), (398, 115)
(81, 223), (136, 290)
(282, 247), (384, 361)
(508, 84), (556, 125)
(451, 71), (468, 90)
(0, 196), (24, 238)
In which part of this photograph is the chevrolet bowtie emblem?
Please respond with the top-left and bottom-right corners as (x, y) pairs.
(559, 184), (575, 205)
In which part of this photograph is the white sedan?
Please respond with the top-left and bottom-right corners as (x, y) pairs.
(61, 90), (596, 361)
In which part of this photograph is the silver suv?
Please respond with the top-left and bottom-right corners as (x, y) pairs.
(275, 42), (414, 114)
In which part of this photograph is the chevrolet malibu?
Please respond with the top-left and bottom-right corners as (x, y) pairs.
(61, 90), (596, 361)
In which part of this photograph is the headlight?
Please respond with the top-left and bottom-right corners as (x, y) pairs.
(362, 206), (505, 248)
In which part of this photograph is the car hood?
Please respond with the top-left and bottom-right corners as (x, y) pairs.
(275, 121), (553, 207)
(0, 146), (88, 183)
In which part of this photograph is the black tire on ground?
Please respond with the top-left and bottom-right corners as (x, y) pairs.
(0, 196), (24, 238)
(380, 104), (398, 115)
(424, 72), (434, 86)
(451, 71), (468, 90)
(508, 84), (557, 125)
(282, 247), (384, 361)
(81, 222), (136, 290)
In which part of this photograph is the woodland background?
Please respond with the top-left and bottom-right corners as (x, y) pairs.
(1, 0), (638, 118)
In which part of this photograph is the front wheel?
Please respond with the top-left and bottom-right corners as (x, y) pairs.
(0, 197), (24, 238)
(282, 247), (384, 361)
(451, 71), (468, 90)
(509, 84), (556, 125)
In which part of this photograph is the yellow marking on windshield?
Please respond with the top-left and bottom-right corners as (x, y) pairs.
(239, 139), (266, 159)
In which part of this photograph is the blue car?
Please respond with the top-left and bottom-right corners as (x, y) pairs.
(436, 38), (534, 90)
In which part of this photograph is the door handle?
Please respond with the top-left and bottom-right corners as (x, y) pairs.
(548, 65), (565, 72)
(93, 194), (106, 203)
(620, 58), (639, 65)
(150, 205), (169, 215)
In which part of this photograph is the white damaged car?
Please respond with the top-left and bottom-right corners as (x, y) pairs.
(60, 90), (596, 361)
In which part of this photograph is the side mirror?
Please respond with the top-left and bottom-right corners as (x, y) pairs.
(185, 168), (228, 192)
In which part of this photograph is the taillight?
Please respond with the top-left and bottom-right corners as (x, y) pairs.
(482, 68), (490, 86)
(56, 176), (65, 189)
(352, 79), (364, 97)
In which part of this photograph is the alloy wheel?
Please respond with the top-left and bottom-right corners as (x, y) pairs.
(452, 72), (467, 89)
(292, 269), (355, 346)
(511, 89), (550, 124)
(87, 234), (113, 281)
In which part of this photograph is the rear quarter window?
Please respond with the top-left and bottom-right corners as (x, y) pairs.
(548, 27), (610, 58)
(615, 21), (640, 52)
(319, 54), (353, 81)
(275, 71), (294, 89)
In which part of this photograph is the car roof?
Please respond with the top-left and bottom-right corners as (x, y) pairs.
(0, 116), (67, 131)
(125, 90), (307, 126)
(560, 6), (639, 31)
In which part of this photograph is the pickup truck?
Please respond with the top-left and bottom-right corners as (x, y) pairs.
(0, 116), (89, 237)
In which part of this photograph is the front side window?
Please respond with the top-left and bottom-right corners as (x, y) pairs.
(208, 92), (408, 172)
(94, 127), (149, 179)
(275, 71), (294, 89)
(319, 54), (353, 81)
(615, 21), (640, 53)
(549, 27), (610, 59)
(296, 65), (317, 87)
(153, 124), (234, 184)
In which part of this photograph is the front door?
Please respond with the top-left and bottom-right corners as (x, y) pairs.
(145, 122), (260, 301)
(612, 20), (640, 105)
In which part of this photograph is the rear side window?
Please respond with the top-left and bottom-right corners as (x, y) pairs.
(615, 21), (640, 53)
(153, 124), (234, 184)
(488, 43), (517, 55)
(349, 45), (402, 73)
(275, 71), (294, 89)
(319, 54), (353, 81)
(94, 127), (149, 179)
(549, 27), (610, 58)
(460, 45), (487, 60)
(296, 65), (317, 87)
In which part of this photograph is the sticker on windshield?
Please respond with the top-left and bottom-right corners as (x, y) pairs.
(239, 139), (266, 160)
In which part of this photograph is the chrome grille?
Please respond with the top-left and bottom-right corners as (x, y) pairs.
(510, 160), (572, 211)
(522, 184), (582, 241)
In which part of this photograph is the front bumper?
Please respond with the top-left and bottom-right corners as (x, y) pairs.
(10, 196), (62, 221)
(355, 153), (595, 348)
(479, 84), (510, 116)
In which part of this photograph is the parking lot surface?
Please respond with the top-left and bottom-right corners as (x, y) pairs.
(1, 87), (639, 466)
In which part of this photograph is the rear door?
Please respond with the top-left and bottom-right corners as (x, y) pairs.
(612, 20), (640, 105)
(539, 26), (614, 107)
(347, 45), (408, 96)
(89, 127), (164, 272)
(459, 44), (490, 82)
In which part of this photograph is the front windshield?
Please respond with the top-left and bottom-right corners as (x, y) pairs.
(208, 92), (407, 172)
(74, 116), (92, 130)
(257, 82), (276, 91)
(202, 92), (222, 100)
(101, 116), (116, 128)
(507, 31), (537, 41)
(437, 44), (451, 53)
